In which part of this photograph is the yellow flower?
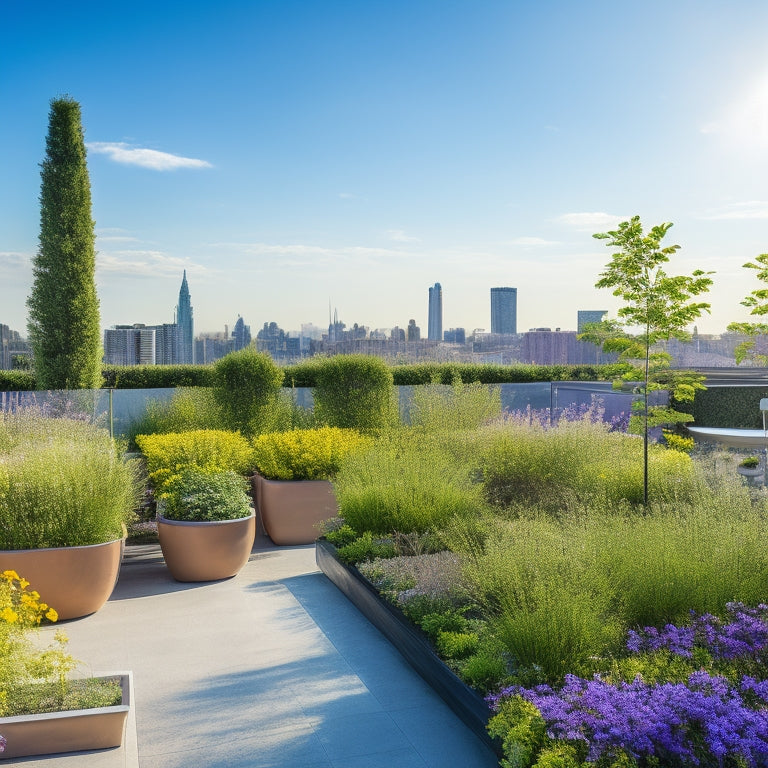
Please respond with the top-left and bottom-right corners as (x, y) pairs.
(0, 607), (18, 624)
(2, 570), (19, 582)
(45, 607), (59, 623)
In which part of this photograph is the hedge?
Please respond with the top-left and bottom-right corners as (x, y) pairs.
(101, 365), (215, 389)
(0, 371), (36, 391)
(688, 386), (768, 429)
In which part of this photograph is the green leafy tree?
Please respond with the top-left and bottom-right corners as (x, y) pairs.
(27, 96), (101, 389)
(727, 253), (768, 365)
(583, 216), (713, 504)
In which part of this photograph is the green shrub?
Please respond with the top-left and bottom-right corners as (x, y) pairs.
(0, 412), (141, 548)
(136, 429), (254, 493)
(335, 531), (396, 565)
(312, 355), (397, 432)
(160, 468), (252, 522)
(124, 387), (223, 447)
(251, 427), (372, 480)
(436, 630), (479, 660)
(334, 431), (485, 535)
(102, 364), (215, 389)
(407, 382), (502, 431)
(0, 371), (36, 391)
(213, 349), (284, 436)
(477, 416), (698, 514)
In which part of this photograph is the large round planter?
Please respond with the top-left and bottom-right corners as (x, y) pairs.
(0, 672), (131, 760)
(251, 474), (338, 546)
(157, 511), (255, 582)
(0, 538), (125, 621)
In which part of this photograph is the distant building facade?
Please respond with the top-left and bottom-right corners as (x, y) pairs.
(428, 283), (443, 341)
(577, 310), (607, 333)
(175, 271), (194, 364)
(0, 324), (9, 370)
(232, 316), (251, 351)
(444, 327), (466, 344)
(407, 319), (420, 341)
(490, 287), (517, 334)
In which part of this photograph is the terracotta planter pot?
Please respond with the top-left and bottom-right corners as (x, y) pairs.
(157, 511), (255, 582)
(0, 671), (131, 760)
(251, 474), (338, 545)
(0, 538), (125, 620)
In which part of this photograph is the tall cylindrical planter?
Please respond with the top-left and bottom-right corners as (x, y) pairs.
(0, 538), (125, 620)
(157, 512), (255, 582)
(251, 473), (338, 546)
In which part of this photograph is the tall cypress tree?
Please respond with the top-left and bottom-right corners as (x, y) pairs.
(27, 96), (101, 389)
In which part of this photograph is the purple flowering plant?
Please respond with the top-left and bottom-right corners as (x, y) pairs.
(487, 603), (768, 767)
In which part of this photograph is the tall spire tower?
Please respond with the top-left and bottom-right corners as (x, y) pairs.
(175, 270), (194, 364)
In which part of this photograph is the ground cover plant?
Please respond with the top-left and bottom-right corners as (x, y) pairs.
(327, 385), (768, 767)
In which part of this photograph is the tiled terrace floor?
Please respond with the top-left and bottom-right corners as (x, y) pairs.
(15, 535), (499, 767)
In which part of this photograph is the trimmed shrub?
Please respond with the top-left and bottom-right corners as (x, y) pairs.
(102, 365), (215, 389)
(213, 349), (284, 436)
(160, 468), (252, 522)
(136, 429), (254, 493)
(312, 355), (397, 432)
(251, 427), (372, 480)
(0, 371), (36, 391)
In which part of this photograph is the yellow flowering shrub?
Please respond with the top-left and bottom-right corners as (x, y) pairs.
(252, 427), (373, 481)
(0, 570), (77, 717)
(136, 429), (254, 493)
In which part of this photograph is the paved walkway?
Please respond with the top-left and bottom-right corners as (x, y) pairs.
(15, 536), (499, 767)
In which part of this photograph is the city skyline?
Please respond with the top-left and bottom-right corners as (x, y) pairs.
(2, 2), (768, 337)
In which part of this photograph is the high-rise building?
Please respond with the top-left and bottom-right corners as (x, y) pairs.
(232, 316), (251, 351)
(407, 319), (420, 341)
(175, 270), (194, 364)
(428, 283), (443, 341)
(103, 324), (157, 366)
(0, 324), (9, 370)
(490, 287), (517, 334)
(577, 310), (607, 332)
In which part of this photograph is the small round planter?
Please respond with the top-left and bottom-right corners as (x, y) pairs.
(156, 511), (255, 582)
(251, 474), (338, 546)
(738, 464), (764, 478)
(0, 538), (125, 620)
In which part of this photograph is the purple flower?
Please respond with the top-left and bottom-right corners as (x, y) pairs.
(0, 734), (6, 753)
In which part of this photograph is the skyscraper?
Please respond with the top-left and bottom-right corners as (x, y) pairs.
(175, 270), (194, 364)
(232, 316), (251, 350)
(428, 283), (442, 341)
(577, 310), (607, 332)
(490, 287), (517, 334)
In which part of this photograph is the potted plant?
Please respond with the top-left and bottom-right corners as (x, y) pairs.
(0, 569), (131, 760)
(738, 455), (764, 477)
(0, 412), (142, 620)
(156, 468), (255, 582)
(251, 427), (372, 545)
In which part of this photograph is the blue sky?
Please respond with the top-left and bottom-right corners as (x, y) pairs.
(2, 0), (767, 338)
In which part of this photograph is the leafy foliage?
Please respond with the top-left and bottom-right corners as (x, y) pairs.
(135, 429), (254, 493)
(728, 253), (768, 365)
(213, 348), (284, 436)
(586, 216), (713, 504)
(311, 354), (398, 432)
(251, 427), (372, 480)
(160, 468), (252, 522)
(27, 97), (101, 390)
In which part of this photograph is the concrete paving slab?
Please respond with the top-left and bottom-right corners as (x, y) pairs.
(9, 537), (498, 768)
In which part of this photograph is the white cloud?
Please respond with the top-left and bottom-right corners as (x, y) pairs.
(0, 251), (30, 268)
(386, 229), (420, 243)
(509, 236), (558, 246)
(87, 142), (212, 171)
(97, 250), (209, 278)
(702, 201), (768, 220)
(557, 212), (627, 231)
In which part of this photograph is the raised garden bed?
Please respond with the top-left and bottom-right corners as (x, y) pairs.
(315, 539), (501, 756)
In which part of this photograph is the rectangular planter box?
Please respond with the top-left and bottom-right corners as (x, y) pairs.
(0, 672), (132, 760)
(315, 539), (501, 756)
